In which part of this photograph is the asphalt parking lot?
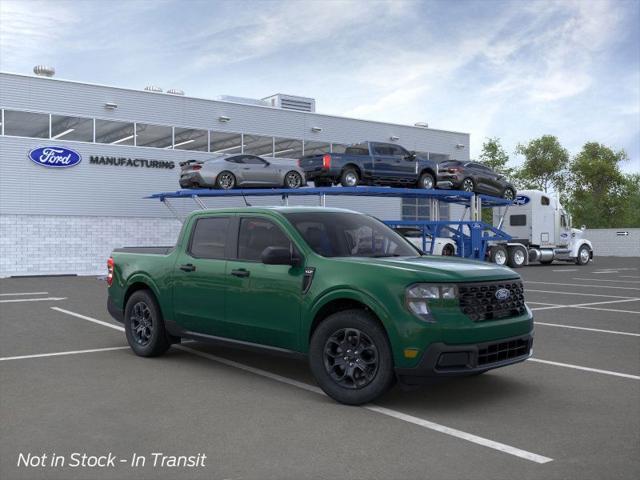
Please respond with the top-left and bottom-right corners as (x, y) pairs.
(1, 257), (639, 480)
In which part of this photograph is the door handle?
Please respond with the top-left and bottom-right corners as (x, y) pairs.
(180, 263), (196, 272)
(231, 269), (250, 278)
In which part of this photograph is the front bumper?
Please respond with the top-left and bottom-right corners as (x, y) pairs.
(395, 332), (533, 384)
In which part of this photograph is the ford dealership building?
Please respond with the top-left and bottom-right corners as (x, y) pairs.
(0, 70), (470, 277)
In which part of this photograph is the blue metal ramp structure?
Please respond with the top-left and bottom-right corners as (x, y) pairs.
(147, 187), (513, 261)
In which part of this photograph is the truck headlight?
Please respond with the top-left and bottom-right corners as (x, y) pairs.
(405, 284), (457, 322)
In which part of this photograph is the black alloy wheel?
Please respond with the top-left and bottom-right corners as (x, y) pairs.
(285, 171), (303, 189)
(323, 328), (379, 389)
(130, 301), (153, 346)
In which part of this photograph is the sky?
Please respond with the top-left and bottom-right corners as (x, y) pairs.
(1, 0), (638, 173)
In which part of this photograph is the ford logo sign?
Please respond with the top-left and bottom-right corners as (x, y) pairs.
(28, 146), (82, 168)
(514, 195), (530, 206)
(495, 288), (511, 301)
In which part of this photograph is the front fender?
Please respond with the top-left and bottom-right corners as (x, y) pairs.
(302, 287), (400, 352)
(571, 239), (593, 257)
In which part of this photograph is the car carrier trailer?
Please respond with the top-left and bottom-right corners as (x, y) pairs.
(147, 186), (592, 267)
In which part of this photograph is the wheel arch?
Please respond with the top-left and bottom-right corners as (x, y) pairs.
(341, 163), (362, 177)
(304, 289), (395, 350)
(419, 167), (436, 179)
(123, 274), (163, 315)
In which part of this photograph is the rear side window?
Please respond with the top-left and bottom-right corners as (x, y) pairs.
(510, 215), (527, 226)
(238, 218), (292, 261)
(345, 143), (370, 155)
(189, 217), (229, 259)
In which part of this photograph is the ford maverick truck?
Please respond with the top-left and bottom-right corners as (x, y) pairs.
(298, 141), (440, 189)
(107, 207), (533, 405)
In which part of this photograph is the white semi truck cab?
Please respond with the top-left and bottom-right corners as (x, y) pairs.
(489, 189), (593, 268)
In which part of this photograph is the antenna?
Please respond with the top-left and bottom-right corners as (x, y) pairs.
(240, 190), (251, 207)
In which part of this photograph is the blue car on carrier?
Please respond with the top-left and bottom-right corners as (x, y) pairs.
(298, 141), (442, 189)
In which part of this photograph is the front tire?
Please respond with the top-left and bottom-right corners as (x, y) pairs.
(124, 290), (171, 357)
(503, 187), (516, 201)
(340, 168), (359, 187)
(442, 243), (455, 256)
(576, 245), (591, 265)
(309, 310), (395, 405)
(284, 171), (303, 189)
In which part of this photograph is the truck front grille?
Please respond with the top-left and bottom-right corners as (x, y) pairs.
(458, 280), (526, 322)
(478, 338), (531, 365)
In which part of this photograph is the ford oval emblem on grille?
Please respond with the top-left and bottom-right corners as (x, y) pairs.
(495, 288), (511, 301)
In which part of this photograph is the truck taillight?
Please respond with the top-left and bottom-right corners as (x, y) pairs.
(448, 167), (460, 173)
(107, 257), (114, 286)
(297, 159), (301, 167)
(322, 154), (331, 169)
(192, 165), (202, 171)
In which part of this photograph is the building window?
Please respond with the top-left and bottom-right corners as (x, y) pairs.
(210, 131), (243, 154)
(135, 123), (173, 149)
(428, 153), (450, 163)
(401, 199), (450, 222)
(303, 140), (331, 156)
(3, 110), (49, 138)
(95, 119), (135, 145)
(273, 137), (303, 159)
(244, 134), (274, 156)
(51, 114), (94, 142)
(174, 127), (208, 151)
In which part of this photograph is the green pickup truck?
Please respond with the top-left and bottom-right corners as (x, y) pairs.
(107, 207), (533, 405)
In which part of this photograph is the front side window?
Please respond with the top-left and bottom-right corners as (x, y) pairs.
(243, 155), (267, 165)
(541, 196), (550, 206)
(388, 145), (409, 157)
(284, 212), (419, 258)
(238, 218), (291, 261)
(189, 217), (229, 259)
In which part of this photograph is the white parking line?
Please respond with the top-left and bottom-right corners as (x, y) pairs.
(527, 289), (637, 299)
(525, 281), (640, 291)
(0, 346), (129, 362)
(535, 322), (640, 337)
(530, 298), (640, 312)
(180, 346), (553, 464)
(572, 278), (640, 284)
(552, 269), (578, 272)
(620, 275), (640, 279)
(49, 308), (553, 464)
(528, 358), (640, 380)
(0, 291), (49, 296)
(574, 306), (640, 315)
(0, 297), (67, 303)
(51, 307), (124, 331)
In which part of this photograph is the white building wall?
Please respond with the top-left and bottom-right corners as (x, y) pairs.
(587, 228), (640, 257)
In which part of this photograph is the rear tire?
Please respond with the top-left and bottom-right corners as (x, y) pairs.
(503, 187), (516, 201)
(417, 172), (435, 190)
(489, 245), (508, 266)
(216, 171), (236, 190)
(461, 177), (475, 192)
(309, 310), (395, 405)
(442, 243), (455, 256)
(507, 246), (527, 268)
(340, 168), (359, 187)
(124, 290), (171, 357)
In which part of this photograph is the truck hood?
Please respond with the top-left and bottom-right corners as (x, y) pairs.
(332, 255), (519, 283)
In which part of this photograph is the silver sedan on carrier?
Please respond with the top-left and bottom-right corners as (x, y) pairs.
(179, 154), (307, 189)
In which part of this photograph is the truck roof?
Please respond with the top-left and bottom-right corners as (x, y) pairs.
(189, 206), (360, 216)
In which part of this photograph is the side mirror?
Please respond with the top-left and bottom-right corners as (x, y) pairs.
(261, 246), (300, 266)
(581, 225), (586, 231)
(405, 151), (416, 161)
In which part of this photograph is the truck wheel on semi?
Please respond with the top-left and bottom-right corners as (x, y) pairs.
(488, 190), (593, 268)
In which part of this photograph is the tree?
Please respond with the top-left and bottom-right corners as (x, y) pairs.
(515, 135), (569, 193)
(479, 137), (513, 176)
(566, 142), (632, 228)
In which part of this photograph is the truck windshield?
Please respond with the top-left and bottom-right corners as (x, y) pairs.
(283, 212), (420, 258)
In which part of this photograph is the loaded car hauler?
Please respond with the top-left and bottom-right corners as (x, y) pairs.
(488, 190), (593, 267)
